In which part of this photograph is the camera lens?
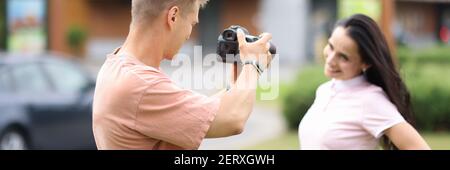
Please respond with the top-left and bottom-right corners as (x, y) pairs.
(223, 30), (236, 41)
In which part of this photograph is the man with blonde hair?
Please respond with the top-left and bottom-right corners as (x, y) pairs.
(93, 0), (273, 150)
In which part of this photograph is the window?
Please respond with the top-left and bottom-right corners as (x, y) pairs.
(6, 0), (47, 53)
(0, 66), (13, 92)
(12, 63), (49, 94)
(42, 60), (88, 94)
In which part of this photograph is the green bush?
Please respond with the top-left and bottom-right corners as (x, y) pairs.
(281, 66), (328, 130)
(402, 63), (450, 131)
(398, 46), (450, 64)
(66, 25), (87, 55)
(398, 46), (450, 131)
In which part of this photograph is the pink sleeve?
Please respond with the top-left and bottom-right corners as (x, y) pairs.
(362, 92), (406, 138)
(135, 77), (220, 149)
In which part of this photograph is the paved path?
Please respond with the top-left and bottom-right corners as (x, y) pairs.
(199, 104), (286, 150)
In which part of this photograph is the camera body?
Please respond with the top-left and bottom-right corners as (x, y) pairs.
(217, 25), (276, 63)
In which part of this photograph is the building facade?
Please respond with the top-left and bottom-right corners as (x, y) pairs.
(0, 0), (448, 64)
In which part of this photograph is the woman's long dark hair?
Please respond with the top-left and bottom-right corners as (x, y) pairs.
(335, 14), (414, 150)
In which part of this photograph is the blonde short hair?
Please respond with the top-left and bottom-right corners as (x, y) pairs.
(131, 0), (209, 26)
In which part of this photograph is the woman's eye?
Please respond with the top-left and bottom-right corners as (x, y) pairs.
(339, 55), (349, 61)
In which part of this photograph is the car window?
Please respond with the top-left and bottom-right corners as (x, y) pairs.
(12, 63), (50, 94)
(0, 67), (13, 92)
(42, 60), (88, 93)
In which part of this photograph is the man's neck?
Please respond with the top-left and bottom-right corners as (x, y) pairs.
(120, 25), (166, 68)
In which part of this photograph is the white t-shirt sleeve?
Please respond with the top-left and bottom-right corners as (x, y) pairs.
(361, 91), (406, 138)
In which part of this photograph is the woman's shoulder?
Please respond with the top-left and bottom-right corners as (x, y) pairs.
(361, 84), (387, 98)
(359, 84), (395, 108)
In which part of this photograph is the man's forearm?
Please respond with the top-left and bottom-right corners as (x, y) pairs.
(206, 65), (260, 138)
(224, 64), (259, 119)
(212, 89), (227, 99)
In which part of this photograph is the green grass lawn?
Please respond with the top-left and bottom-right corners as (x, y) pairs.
(244, 131), (450, 150)
(422, 132), (450, 150)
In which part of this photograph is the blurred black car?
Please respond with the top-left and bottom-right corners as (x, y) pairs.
(0, 53), (96, 150)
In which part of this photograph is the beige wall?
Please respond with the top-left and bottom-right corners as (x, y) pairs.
(396, 1), (438, 36)
(47, 0), (262, 57)
(48, 0), (89, 56)
(86, 1), (131, 38)
(48, 0), (130, 57)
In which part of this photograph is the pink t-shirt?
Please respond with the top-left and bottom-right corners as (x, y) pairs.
(92, 50), (220, 150)
(299, 75), (405, 150)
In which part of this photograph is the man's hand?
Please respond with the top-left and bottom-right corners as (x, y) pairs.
(237, 29), (273, 70)
(206, 30), (274, 138)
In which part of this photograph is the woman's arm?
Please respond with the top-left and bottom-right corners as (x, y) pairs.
(384, 122), (431, 150)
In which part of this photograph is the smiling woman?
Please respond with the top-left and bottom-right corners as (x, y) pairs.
(298, 14), (430, 150)
(323, 26), (369, 81)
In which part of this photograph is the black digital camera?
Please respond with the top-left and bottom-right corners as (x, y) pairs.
(217, 25), (277, 63)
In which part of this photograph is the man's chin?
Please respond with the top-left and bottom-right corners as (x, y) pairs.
(164, 54), (177, 61)
(166, 50), (183, 60)
(165, 56), (175, 60)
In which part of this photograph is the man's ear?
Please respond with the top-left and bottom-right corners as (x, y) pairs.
(167, 6), (179, 30)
